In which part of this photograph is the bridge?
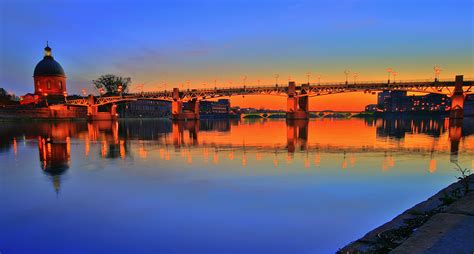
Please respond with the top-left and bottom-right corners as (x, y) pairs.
(66, 75), (473, 120)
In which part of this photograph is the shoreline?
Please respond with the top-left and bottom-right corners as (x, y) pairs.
(339, 174), (474, 253)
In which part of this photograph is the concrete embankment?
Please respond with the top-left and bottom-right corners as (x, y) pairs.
(339, 174), (474, 253)
(0, 105), (86, 120)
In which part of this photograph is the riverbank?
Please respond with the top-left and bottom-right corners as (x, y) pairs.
(339, 174), (474, 253)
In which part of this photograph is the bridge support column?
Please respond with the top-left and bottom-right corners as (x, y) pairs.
(171, 88), (200, 120)
(450, 75), (465, 119)
(86, 95), (118, 121)
(286, 81), (309, 119)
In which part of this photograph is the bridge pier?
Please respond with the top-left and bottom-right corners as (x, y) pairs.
(86, 95), (118, 121)
(286, 82), (309, 119)
(450, 75), (465, 119)
(172, 88), (200, 120)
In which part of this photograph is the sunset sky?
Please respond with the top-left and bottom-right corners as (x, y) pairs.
(1, 0), (473, 110)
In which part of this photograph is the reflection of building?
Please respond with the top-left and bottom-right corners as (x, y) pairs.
(38, 136), (70, 193)
(375, 117), (446, 139)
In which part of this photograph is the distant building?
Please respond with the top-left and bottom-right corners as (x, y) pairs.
(465, 95), (474, 116)
(372, 90), (450, 113)
(118, 100), (171, 118)
(199, 99), (237, 118)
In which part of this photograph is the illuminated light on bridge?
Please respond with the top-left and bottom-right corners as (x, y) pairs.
(65, 75), (473, 121)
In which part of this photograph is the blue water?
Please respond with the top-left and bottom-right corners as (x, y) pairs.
(1, 118), (472, 253)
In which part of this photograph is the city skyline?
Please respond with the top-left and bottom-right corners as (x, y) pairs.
(1, 0), (473, 110)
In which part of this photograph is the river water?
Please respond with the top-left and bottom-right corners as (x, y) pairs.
(1, 117), (473, 253)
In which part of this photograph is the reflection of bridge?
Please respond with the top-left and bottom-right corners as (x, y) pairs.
(66, 75), (473, 120)
(0, 117), (472, 193)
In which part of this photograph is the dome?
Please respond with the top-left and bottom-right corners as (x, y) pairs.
(33, 44), (66, 77)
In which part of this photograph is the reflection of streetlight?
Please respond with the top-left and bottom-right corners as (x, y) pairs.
(386, 68), (393, 83)
(433, 66), (442, 81)
(274, 74), (279, 85)
(306, 72), (311, 84)
(344, 70), (351, 84)
(392, 71), (398, 83)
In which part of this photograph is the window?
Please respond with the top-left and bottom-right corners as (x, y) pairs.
(59, 81), (62, 90)
(47, 81), (51, 89)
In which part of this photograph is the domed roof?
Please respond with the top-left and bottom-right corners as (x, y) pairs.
(33, 43), (66, 77)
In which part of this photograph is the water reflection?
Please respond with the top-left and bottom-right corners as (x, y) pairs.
(1, 117), (473, 253)
(0, 117), (473, 192)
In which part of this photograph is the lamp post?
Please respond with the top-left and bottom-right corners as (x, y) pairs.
(433, 66), (442, 82)
(63, 91), (68, 103)
(392, 71), (398, 83)
(186, 80), (190, 90)
(274, 74), (279, 85)
(117, 84), (123, 97)
(386, 68), (393, 84)
(81, 88), (87, 99)
(44, 93), (49, 107)
(353, 72), (359, 84)
(317, 74), (321, 85)
(306, 72), (311, 85)
(98, 87), (105, 97)
(242, 75), (247, 87)
(344, 70), (351, 84)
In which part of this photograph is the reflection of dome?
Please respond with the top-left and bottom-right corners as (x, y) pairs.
(33, 43), (66, 77)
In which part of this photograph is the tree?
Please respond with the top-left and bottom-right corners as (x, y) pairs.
(92, 74), (132, 95)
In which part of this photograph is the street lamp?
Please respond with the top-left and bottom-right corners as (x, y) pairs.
(44, 93), (49, 107)
(344, 70), (351, 84)
(98, 87), (105, 97)
(242, 75), (247, 87)
(274, 74), (279, 85)
(186, 80), (190, 90)
(317, 74), (321, 85)
(386, 68), (393, 84)
(63, 91), (68, 102)
(306, 72), (311, 84)
(433, 66), (442, 81)
(117, 84), (123, 97)
(353, 72), (359, 84)
(392, 71), (398, 83)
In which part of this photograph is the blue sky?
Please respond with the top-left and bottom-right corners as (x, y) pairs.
(0, 0), (473, 96)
